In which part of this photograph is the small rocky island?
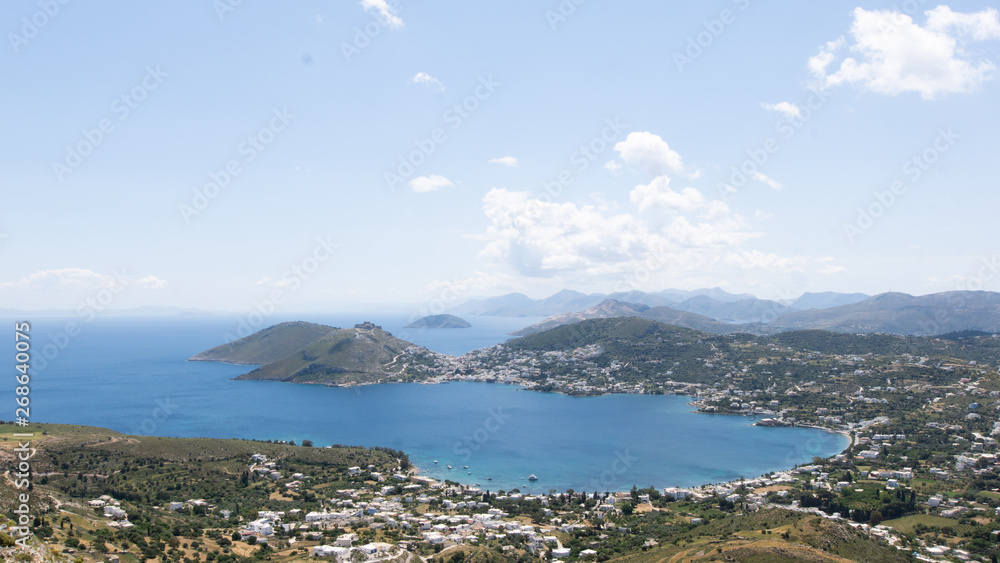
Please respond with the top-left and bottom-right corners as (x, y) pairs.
(405, 314), (472, 329)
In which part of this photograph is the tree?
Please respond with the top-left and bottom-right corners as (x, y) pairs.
(869, 510), (883, 526)
(302, 439), (314, 448)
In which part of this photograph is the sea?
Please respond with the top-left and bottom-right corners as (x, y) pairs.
(13, 314), (849, 492)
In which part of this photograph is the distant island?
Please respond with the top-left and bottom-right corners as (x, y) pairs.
(405, 314), (471, 329)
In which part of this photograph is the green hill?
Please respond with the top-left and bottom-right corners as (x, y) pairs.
(188, 321), (338, 365)
(405, 313), (472, 328)
(232, 322), (447, 384)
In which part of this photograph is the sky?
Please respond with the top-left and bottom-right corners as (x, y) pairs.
(3, 0), (1000, 314)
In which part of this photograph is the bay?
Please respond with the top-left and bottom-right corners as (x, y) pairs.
(17, 315), (848, 492)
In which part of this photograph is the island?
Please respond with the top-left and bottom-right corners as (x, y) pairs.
(404, 314), (472, 329)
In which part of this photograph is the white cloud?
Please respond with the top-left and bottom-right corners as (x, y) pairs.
(410, 72), (444, 92)
(410, 175), (454, 193)
(1, 268), (114, 290)
(613, 132), (686, 176)
(488, 156), (518, 168)
(0, 268), (166, 291)
(750, 171), (784, 191)
(819, 264), (848, 275)
(754, 209), (774, 221)
(361, 0), (403, 28)
(817, 256), (847, 275)
(604, 161), (622, 173)
(810, 6), (1000, 99)
(760, 101), (802, 118)
(629, 176), (706, 213)
(478, 187), (758, 278)
(137, 275), (167, 290)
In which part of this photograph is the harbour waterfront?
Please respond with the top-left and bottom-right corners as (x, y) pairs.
(23, 316), (848, 492)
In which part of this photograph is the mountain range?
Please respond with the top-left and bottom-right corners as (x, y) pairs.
(448, 288), (870, 318)
(508, 290), (1000, 337)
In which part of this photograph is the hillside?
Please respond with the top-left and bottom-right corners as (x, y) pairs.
(188, 321), (338, 365)
(405, 314), (471, 328)
(232, 322), (447, 384)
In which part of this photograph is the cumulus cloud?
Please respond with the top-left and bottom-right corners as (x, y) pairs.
(629, 176), (706, 213)
(410, 175), (454, 193)
(478, 187), (758, 279)
(361, 0), (403, 28)
(136, 275), (168, 289)
(488, 156), (518, 168)
(612, 132), (686, 176)
(604, 160), (622, 173)
(810, 6), (1000, 99)
(2, 268), (110, 289)
(410, 72), (444, 92)
(761, 101), (802, 118)
(474, 135), (839, 289)
(0, 268), (165, 291)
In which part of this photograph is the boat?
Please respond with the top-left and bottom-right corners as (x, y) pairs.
(467, 472), (471, 475)
(447, 465), (453, 469)
(463, 465), (469, 469)
(528, 474), (538, 481)
(487, 477), (492, 481)
(434, 460), (438, 464)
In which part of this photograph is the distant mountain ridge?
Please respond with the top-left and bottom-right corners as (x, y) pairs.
(449, 287), (778, 317)
(511, 291), (1000, 337)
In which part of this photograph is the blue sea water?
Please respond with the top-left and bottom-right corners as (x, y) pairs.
(13, 315), (848, 492)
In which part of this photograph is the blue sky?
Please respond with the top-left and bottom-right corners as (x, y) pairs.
(3, 0), (1000, 313)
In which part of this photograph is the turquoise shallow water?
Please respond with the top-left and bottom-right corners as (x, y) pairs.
(15, 316), (848, 492)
